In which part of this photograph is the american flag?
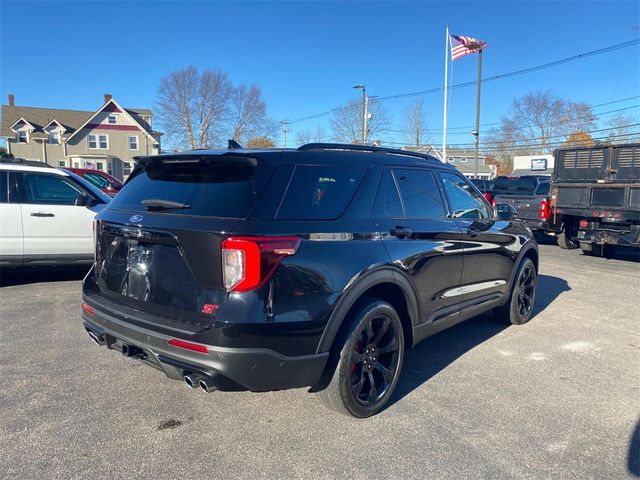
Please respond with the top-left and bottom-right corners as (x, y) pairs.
(450, 35), (488, 61)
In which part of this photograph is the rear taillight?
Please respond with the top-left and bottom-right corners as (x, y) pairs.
(539, 198), (551, 220)
(82, 303), (94, 316)
(579, 220), (588, 228)
(221, 236), (301, 292)
(492, 198), (497, 208)
(483, 192), (492, 203)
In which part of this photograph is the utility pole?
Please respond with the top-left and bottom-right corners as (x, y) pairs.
(473, 46), (484, 178)
(353, 84), (366, 144)
(281, 120), (289, 148)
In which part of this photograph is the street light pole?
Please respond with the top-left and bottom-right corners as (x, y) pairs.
(353, 84), (366, 144)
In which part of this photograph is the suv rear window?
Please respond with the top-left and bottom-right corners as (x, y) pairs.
(108, 160), (258, 218)
(277, 165), (365, 220)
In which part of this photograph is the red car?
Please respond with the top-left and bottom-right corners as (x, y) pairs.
(63, 168), (123, 196)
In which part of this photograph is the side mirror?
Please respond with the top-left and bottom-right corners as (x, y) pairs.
(495, 203), (516, 221)
(74, 193), (89, 206)
(74, 194), (98, 207)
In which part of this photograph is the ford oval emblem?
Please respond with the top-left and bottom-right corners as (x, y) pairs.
(129, 215), (144, 223)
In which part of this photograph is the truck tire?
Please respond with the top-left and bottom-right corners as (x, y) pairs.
(557, 231), (579, 249)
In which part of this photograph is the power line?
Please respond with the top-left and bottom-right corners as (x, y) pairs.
(288, 39), (640, 125)
(383, 101), (640, 135)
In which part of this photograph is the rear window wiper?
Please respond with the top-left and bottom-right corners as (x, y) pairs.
(141, 199), (191, 211)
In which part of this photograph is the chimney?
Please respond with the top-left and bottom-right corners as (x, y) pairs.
(8, 94), (14, 107)
(104, 93), (112, 103)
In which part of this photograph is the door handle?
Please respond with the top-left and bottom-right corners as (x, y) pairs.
(390, 227), (412, 238)
(30, 212), (55, 217)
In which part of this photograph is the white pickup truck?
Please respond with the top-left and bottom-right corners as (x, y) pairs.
(0, 159), (111, 267)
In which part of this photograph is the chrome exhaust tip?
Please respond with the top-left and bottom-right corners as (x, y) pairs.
(86, 329), (105, 346)
(184, 373), (204, 389)
(199, 378), (217, 393)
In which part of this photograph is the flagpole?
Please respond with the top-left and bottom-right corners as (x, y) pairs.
(441, 25), (449, 163)
(474, 48), (483, 177)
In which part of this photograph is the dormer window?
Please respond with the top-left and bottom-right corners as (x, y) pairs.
(48, 131), (60, 144)
(17, 131), (28, 143)
(108, 115), (117, 124)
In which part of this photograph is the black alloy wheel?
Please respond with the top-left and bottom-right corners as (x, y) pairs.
(516, 263), (535, 318)
(349, 315), (401, 406)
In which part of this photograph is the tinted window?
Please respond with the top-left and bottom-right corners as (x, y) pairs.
(535, 182), (550, 195)
(277, 166), (365, 220)
(394, 169), (446, 219)
(439, 172), (491, 219)
(21, 173), (85, 205)
(0, 171), (7, 203)
(383, 171), (403, 218)
(494, 177), (510, 191)
(83, 172), (110, 189)
(108, 160), (258, 217)
(516, 177), (536, 192)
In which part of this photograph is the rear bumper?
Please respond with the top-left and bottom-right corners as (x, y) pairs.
(576, 224), (640, 248)
(82, 303), (329, 392)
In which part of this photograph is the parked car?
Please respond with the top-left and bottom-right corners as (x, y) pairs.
(0, 159), (111, 267)
(492, 180), (551, 237)
(63, 168), (123, 196)
(485, 175), (549, 206)
(470, 178), (495, 200)
(81, 143), (539, 417)
(548, 144), (640, 255)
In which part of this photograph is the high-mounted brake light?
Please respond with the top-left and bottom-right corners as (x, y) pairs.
(221, 236), (301, 292)
(539, 198), (551, 220)
(168, 338), (208, 354)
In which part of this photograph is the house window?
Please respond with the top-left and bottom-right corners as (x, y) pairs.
(88, 134), (108, 149)
(58, 160), (66, 167)
(128, 135), (138, 150)
(460, 157), (468, 163)
(48, 131), (60, 144)
(73, 162), (81, 168)
(96, 162), (104, 171)
(123, 162), (132, 177)
(108, 115), (117, 124)
(17, 131), (28, 143)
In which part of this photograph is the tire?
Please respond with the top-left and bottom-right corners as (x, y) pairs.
(317, 299), (405, 418)
(494, 258), (537, 325)
(557, 230), (579, 249)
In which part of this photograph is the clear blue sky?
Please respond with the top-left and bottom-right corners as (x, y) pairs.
(1, 0), (639, 148)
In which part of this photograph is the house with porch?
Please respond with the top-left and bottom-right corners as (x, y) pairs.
(401, 145), (496, 179)
(1, 94), (161, 180)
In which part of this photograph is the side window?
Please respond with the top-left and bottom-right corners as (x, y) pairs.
(535, 182), (550, 196)
(277, 166), (366, 220)
(0, 171), (8, 203)
(439, 172), (491, 220)
(20, 173), (85, 205)
(83, 172), (110, 189)
(393, 168), (446, 219)
(383, 170), (403, 218)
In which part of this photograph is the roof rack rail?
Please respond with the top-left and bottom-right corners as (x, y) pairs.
(297, 142), (438, 161)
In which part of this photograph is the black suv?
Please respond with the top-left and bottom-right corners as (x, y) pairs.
(82, 143), (538, 417)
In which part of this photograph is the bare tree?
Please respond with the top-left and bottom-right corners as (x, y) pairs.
(157, 68), (274, 149)
(295, 129), (313, 145)
(314, 125), (327, 142)
(229, 84), (270, 144)
(157, 67), (232, 149)
(486, 91), (598, 167)
(401, 99), (429, 146)
(606, 112), (639, 143)
(330, 99), (391, 144)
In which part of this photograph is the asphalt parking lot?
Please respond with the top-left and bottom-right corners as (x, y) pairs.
(1, 244), (639, 479)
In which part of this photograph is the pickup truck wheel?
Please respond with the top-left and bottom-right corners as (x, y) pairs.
(317, 299), (405, 418)
(557, 231), (579, 249)
(495, 258), (537, 325)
